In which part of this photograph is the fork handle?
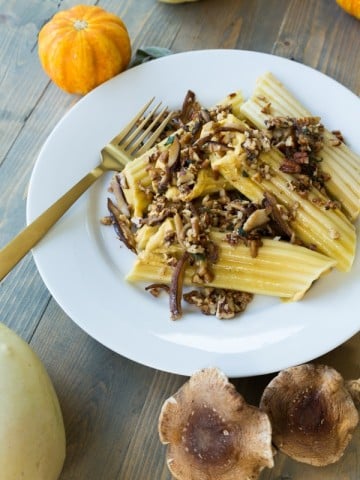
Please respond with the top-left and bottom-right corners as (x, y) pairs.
(0, 164), (105, 282)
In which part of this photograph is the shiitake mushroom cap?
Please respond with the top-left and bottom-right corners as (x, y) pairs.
(158, 367), (274, 480)
(260, 363), (359, 466)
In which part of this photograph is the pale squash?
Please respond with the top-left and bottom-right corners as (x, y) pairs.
(0, 323), (66, 479)
(38, 5), (132, 95)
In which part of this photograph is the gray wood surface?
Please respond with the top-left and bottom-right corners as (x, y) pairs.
(1, 0), (359, 478)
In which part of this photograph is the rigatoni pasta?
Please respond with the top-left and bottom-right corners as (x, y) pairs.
(120, 134), (231, 218)
(209, 120), (356, 272)
(104, 75), (359, 320)
(240, 72), (360, 221)
(127, 219), (336, 301)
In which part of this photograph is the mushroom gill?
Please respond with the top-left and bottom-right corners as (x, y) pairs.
(260, 363), (359, 467)
(158, 367), (274, 480)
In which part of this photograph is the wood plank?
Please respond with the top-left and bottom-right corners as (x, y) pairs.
(30, 301), (162, 480)
(0, 0), (88, 162)
(1, 1), (359, 479)
(0, 77), (79, 338)
(158, 0), (290, 52)
(120, 371), (185, 480)
(272, 0), (360, 92)
(0, 0), (131, 342)
(0, 0), (94, 339)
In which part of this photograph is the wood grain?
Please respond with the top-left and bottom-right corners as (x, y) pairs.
(0, 0), (359, 479)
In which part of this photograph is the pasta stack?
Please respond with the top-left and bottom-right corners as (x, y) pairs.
(106, 74), (359, 319)
(209, 115), (356, 272)
(240, 72), (360, 221)
(123, 146), (230, 218)
(127, 219), (336, 301)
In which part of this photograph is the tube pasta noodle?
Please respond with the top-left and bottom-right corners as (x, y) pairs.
(121, 91), (244, 218)
(121, 137), (231, 218)
(240, 72), (360, 221)
(217, 90), (245, 118)
(105, 76), (359, 319)
(127, 219), (336, 301)
(119, 150), (153, 218)
(209, 116), (356, 272)
(135, 224), (160, 251)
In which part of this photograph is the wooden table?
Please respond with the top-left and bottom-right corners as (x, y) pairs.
(1, 0), (359, 478)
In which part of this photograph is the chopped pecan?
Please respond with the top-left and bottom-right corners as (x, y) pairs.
(183, 288), (253, 319)
(280, 160), (302, 174)
(261, 102), (272, 114)
(145, 284), (170, 297)
(331, 130), (344, 143)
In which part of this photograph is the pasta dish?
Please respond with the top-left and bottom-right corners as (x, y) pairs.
(102, 72), (359, 320)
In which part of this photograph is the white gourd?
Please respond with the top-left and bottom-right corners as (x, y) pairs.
(0, 323), (66, 480)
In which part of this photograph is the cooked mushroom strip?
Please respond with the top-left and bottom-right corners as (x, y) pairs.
(180, 90), (198, 124)
(145, 283), (170, 297)
(109, 174), (131, 217)
(242, 208), (270, 232)
(194, 124), (247, 149)
(107, 198), (137, 254)
(159, 367), (274, 480)
(169, 252), (190, 320)
(263, 191), (295, 241)
(260, 363), (359, 466)
(166, 135), (181, 170)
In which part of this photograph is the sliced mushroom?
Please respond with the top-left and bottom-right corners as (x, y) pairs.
(159, 367), (274, 480)
(180, 90), (198, 123)
(203, 141), (233, 154)
(145, 283), (170, 297)
(169, 252), (190, 320)
(263, 191), (294, 240)
(167, 135), (181, 171)
(107, 198), (137, 254)
(260, 363), (359, 466)
(242, 208), (270, 232)
(194, 124), (245, 148)
(109, 174), (130, 217)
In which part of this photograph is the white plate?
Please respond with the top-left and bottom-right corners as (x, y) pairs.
(27, 50), (360, 377)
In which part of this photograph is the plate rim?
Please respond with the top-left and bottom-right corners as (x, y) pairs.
(27, 49), (360, 377)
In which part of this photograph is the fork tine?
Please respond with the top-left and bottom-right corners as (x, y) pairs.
(110, 97), (155, 146)
(135, 110), (173, 156)
(126, 104), (169, 155)
(120, 101), (164, 150)
(105, 98), (172, 167)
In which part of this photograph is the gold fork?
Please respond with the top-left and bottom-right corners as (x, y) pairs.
(0, 99), (172, 281)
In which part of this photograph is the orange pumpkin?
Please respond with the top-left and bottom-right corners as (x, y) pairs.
(38, 5), (132, 95)
(336, 0), (360, 19)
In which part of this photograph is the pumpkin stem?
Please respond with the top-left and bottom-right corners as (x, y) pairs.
(73, 19), (88, 31)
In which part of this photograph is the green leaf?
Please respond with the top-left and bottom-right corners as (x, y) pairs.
(164, 135), (175, 145)
(129, 46), (173, 68)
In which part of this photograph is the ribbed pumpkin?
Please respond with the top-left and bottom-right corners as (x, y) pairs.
(336, 0), (360, 19)
(38, 5), (132, 95)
